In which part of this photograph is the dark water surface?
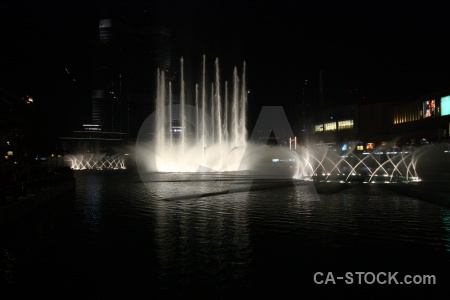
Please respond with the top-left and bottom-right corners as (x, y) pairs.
(1, 170), (450, 298)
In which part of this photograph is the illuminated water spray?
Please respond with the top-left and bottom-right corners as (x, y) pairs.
(65, 153), (126, 170)
(147, 56), (248, 172)
(137, 56), (428, 180)
(294, 142), (422, 183)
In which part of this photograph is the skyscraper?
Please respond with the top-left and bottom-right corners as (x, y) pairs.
(90, 0), (174, 139)
(91, 17), (122, 133)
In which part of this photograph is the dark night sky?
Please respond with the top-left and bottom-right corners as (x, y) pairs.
(2, 0), (450, 141)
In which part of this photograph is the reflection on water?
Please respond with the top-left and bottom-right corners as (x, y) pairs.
(79, 173), (104, 239)
(153, 187), (253, 293)
(1, 249), (15, 286)
(1, 170), (450, 297)
(441, 210), (450, 252)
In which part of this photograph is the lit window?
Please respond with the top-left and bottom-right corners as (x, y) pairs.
(324, 122), (337, 131)
(338, 119), (354, 130)
(314, 124), (324, 132)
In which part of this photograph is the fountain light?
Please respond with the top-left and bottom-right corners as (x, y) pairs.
(137, 56), (248, 172)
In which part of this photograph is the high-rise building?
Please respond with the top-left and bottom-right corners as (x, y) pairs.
(90, 0), (174, 139)
(60, 1), (174, 160)
(296, 77), (317, 143)
(91, 17), (122, 133)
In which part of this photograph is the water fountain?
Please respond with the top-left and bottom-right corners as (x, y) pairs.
(294, 141), (421, 183)
(64, 153), (127, 170)
(136, 56), (249, 172)
(136, 56), (428, 184)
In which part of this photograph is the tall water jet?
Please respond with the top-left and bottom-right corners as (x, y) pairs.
(180, 57), (186, 156)
(202, 55), (206, 152)
(223, 81), (229, 145)
(210, 82), (215, 145)
(240, 62), (247, 146)
(232, 67), (240, 148)
(155, 70), (164, 148)
(195, 83), (199, 140)
(214, 58), (223, 157)
(168, 81), (173, 146)
(146, 56), (248, 172)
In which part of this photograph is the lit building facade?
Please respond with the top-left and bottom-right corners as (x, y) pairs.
(310, 103), (360, 144)
(387, 88), (450, 142)
(308, 87), (450, 151)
